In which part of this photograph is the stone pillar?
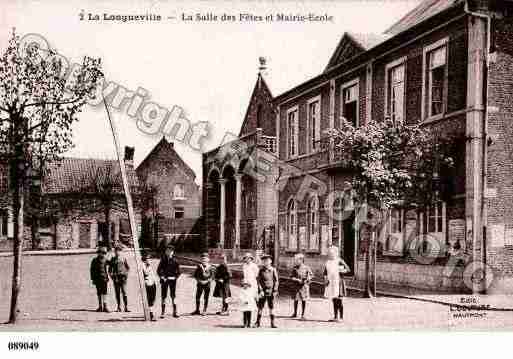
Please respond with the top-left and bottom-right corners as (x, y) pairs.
(466, 15), (487, 293)
(219, 179), (227, 249)
(235, 174), (243, 254)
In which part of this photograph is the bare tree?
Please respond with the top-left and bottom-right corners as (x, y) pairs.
(0, 30), (102, 323)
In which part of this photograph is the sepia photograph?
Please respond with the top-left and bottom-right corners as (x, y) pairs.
(1, 0), (513, 355)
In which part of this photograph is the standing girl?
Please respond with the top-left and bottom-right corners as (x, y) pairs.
(323, 246), (350, 322)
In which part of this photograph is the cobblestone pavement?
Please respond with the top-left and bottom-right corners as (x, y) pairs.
(1, 253), (513, 331)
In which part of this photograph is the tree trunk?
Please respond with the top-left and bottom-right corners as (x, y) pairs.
(9, 163), (25, 324)
(104, 206), (111, 249)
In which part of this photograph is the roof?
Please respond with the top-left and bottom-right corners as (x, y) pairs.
(238, 72), (274, 137)
(277, 0), (466, 102)
(136, 137), (196, 180)
(347, 32), (391, 51)
(325, 32), (390, 72)
(43, 157), (140, 194)
(384, 0), (463, 36)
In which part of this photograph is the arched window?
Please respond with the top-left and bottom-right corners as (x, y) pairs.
(307, 196), (319, 250)
(287, 199), (297, 250)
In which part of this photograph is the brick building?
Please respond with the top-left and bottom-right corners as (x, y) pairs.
(202, 67), (278, 256)
(0, 148), (141, 252)
(136, 137), (202, 249)
(273, 0), (513, 293)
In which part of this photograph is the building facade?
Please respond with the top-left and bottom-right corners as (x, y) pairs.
(0, 147), (141, 252)
(203, 70), (278, 257)
(274, 0), (513, 293)
(136, 137), (202, 249)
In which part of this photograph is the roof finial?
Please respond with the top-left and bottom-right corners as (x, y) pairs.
(258, 56), (267, 72)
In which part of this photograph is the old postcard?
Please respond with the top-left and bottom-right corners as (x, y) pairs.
(1, 0), (513, 353)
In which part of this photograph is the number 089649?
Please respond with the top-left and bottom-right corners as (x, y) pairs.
(8, 341), (39, 351)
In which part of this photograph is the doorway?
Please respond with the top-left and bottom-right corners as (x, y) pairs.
(342, 212), (356, 276)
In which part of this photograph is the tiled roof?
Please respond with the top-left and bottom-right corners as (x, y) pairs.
(384, 0), (463, 36)
(347, 32), (390, 51)
(43, 157), (140, 194)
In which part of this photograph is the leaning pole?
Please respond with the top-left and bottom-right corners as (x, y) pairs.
(103, 97), (150, 321)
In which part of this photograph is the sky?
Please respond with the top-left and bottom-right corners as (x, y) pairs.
(0, 0), (422, 184)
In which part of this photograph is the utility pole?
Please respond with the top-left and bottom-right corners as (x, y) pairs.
(104, 98), (150, 321)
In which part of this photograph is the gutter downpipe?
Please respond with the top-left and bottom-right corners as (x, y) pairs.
(464, 0), (491, 294)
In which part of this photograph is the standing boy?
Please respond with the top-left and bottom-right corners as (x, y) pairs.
(141, 252), (158, 321)
(213, 253), (232, 315)
(109, 244), (131, 312)
(192, 252), (215, 315)
(157, 244), (181, 318)
(290, 253), (313, 320)
(256, 254), (279, 328)
(90, 246), (110, 313)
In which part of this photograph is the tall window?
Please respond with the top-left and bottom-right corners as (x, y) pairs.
(173, 183), (185, 199)
(384, 208), (404, 255)
(427, 202), (444, 234)
(307, 196), (319, 250)
(287, 199), (297, 250)
(287, 107), (298, 158)
(342, 81), (359, 127)
(418, 202), (446, 257)
(424, 40), (448, 118)
(331, 196), (342, 248)
(0, 210), (8, 237)
(307, 96), (321, 153)
(387, 61), (405, 124)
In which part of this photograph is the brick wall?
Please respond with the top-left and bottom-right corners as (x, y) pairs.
(137, 140), (201, 220)
(485, 16), (513, 280)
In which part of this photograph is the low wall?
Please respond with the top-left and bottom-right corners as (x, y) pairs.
(278, 251), (469, 294)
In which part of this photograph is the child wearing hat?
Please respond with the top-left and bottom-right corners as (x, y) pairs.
(142, 252), (158, 321)
(157, 244), (181, 318)
(323, 246), (350, 322)
(256, 254), (279, 328)
(242, 252), (259, 300)
(109, 244), (131, 312)
(192, 252), (215, 315)
(290, 253), (313, 320)
(213, 253), (232, 315)
(90, 247), (110, 312)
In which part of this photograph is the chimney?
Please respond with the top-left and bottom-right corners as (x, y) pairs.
(124, 146), (135, 166)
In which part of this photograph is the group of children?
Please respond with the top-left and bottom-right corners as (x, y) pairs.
(90, 242), (350, 326)
(90, 244), (131, 314)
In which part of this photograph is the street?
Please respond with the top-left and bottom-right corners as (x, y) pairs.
(1, 252), (513, 331)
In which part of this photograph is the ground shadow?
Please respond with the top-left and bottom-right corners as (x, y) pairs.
(214, 324), (246, 329)
(98, 317), (146, 323)
(60, 309), (100, 313)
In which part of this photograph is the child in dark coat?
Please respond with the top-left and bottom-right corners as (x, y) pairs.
(256, 254), (279, 328)
(192, 252), (215, 315)
(109, 244), (131, 312)
(157, 244), (181, 318)
(213, 254), (232, 315)
(90, 247), (110, 312)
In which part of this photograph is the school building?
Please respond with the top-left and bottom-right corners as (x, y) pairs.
(274, 0), (513, 293)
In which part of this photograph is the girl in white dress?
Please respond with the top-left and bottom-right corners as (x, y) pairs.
(323, 246), (350, 322)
